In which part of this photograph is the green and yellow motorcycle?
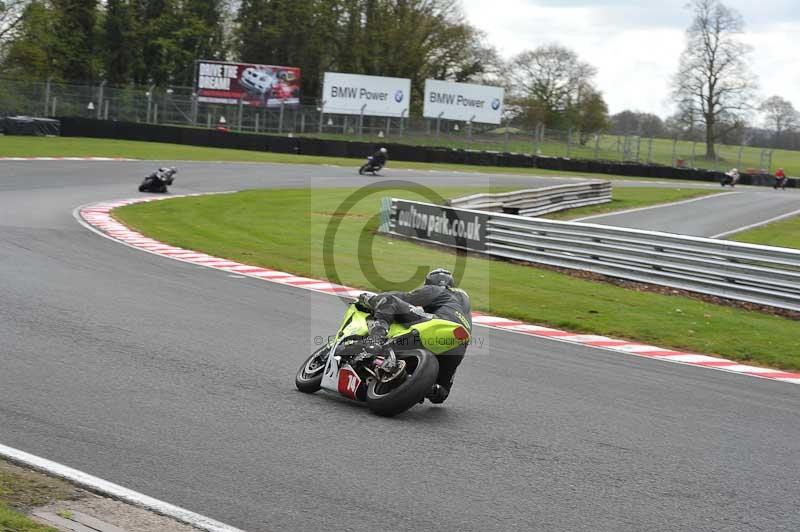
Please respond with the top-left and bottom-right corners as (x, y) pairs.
(295, 299), (470, 417)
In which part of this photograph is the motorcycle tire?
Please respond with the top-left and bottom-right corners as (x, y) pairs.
(295, 346), (329, 393)
(359, 164), (369, 175)
(138, 185), (147, 192)
(366, 349), (439, 417)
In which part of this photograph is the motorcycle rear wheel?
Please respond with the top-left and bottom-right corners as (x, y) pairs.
(295, 346), (329, 393)
(366, 349), (438, 417)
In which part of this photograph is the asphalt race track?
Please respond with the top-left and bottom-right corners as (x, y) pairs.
(581, 189), (800, 237)
(2, 161), (799, 532)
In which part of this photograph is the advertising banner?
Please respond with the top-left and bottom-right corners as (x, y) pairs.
(390, 199), (488, 251)
(195, 60), (301, 107)
(322, 72), (411, 117)
(423, 80), (504, 124)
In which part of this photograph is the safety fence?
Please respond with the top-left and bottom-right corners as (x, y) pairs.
(381, 198), (800, 312)
(446, 181), (611, 217)
(0, 76), (782, 174)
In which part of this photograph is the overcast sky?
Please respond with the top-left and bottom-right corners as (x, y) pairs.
(459, 0), (800, 122)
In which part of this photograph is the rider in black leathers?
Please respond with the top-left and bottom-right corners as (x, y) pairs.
(370, 147), (388, 169)
(358, 268), (471, 404)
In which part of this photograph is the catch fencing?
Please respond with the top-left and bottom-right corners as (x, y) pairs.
(0, 76), (779, 174)
(382, 198), (800, 312)
(446, 181), (611, 217)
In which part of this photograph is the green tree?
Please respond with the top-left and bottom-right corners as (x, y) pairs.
(103, 0), (133, 84)
(51, 0), (98, 81)
(236, 0), (339, 98)
(570, 85), (609, 143)
(1, 0), (56, 79)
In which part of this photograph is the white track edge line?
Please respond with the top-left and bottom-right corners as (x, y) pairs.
(572, 191), (739, 221)
(0, 443), (245, 532)
(710, 206), (800, 238)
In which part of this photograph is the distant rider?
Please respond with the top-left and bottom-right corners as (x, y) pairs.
(370, 147), (388, 170)
(154, 167), (176, 184)
(357, 268), (471, 404)
(722, 168), (740, 187)
(774, 168), (787, 190)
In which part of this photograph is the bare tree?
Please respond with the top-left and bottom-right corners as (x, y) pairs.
(507, 43), (598, 127)
(760, 95), (799, 135)
(672, 0), (756, 159)
(0, 0), (28, 44)
(508, 44), (595, 108)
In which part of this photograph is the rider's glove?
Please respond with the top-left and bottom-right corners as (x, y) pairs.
(356, 292), (374, 312)
(426, 384), (449, 404)
(364, 320), (388, 354)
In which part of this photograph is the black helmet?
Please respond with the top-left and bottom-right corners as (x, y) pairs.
(425, 268), (454, 288)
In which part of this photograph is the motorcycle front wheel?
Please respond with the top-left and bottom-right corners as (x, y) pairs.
(366, 349), (438, 417)
(295, 346), (329, 393)
(358, 164), (369, 175)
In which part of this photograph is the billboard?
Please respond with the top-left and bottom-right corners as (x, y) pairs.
(195, 60), (301, 107)
(423, 80), (504, 124)
(322, 72), (411, 117)
(391, 199), (488, 251)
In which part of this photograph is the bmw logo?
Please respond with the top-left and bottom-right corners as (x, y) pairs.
(491, 98), (501, 110)
(395, 90), (404, 103)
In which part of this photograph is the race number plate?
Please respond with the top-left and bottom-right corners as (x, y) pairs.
(337, 365), (362, 400)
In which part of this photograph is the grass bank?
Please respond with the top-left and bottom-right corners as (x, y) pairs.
(0, 460), (82, 531)
(729, 214), (800, 249)
(114, 187), (800, 371)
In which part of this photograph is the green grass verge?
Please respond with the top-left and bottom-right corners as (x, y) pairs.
(0, 461), (81, 531)
(114, 187), (800, 371)
(0, 504), (56, 531)
(0, 136), (710, 184)
(728, 215), (800, 250)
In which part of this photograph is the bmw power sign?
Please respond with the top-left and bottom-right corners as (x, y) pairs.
(423, 79), (504, 124)
(322, 72), (412, 117)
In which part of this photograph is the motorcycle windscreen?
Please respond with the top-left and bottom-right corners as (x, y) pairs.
(334, 305), (370, 340)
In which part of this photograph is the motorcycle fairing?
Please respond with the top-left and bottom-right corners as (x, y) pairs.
(333, 304), (470, 355)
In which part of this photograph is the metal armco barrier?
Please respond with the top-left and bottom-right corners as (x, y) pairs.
(383, 198), (800, 311)
(447, 181), (611, 216)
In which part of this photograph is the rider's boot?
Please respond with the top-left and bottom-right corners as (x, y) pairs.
(426, 384), (450, 404)
(365, 318), (389, 354)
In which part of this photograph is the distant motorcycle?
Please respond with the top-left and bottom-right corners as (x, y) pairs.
(720, 168), (740, 187)
(139, 167), (177, 193)
(358, 156), (383, 176)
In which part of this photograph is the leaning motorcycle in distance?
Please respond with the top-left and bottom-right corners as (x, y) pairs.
(295, 299), (470, 416)
(358, 156), (383, 176)
(139, 167), (177, 193)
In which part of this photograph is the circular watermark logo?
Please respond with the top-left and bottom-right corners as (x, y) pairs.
(394, 90), (404, 103)
(321, 180), (468, 301)
(491, 98), (501, 111)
